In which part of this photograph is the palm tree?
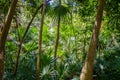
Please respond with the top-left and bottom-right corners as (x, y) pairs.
(0, 0), (18, 79)
(80, 0), (104, 80)
(54, 0), (61, 69)
(47, 0), (70, 69)
(36, 0), (47, 80)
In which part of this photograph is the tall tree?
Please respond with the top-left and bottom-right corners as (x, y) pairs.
(54, 0), (61, 69)
(80, 0), (104, 80)
(36, 0), (46, 80)
(0, 0), (18, 79)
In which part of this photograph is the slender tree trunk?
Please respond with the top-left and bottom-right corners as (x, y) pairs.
(0, 0), (18, 79)
(80, 0), (104, 80)
(54, 0), (61, 70)
(13, 4), (43, 76)
(36, 0), (46, 80)
(54, 13), (61, 69)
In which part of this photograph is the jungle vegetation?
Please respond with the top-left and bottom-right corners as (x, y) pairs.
(0, 0), (120, 80)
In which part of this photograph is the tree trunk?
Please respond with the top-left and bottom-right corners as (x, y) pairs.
(54, 12), (61, 69)
(36, 0), (46, 80)
(0, 0), (18, 79)
(13, 3), (43, 76)
(54, 0), (61, 70)
(80, 0), (104, 80)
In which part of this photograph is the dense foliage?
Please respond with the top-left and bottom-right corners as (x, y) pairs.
(0, 0), (120, 80)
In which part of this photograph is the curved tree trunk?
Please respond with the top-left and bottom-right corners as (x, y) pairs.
(80, 0), (104, 80)
(0, 0), (18, 79)
(36, 0), (46, 80)
(13, 4), (43, 76)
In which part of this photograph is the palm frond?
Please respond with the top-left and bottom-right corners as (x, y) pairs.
(46, 1), (71, 23)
